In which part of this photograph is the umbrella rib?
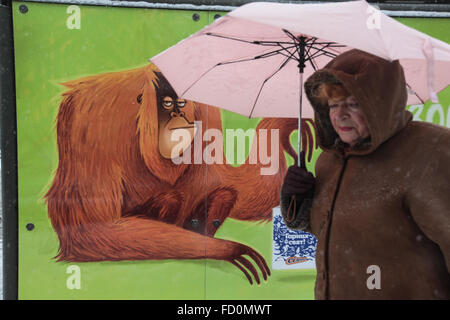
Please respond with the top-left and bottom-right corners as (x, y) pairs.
(305, 41), (345, 61)
(206, 32), (296, 46)
(304, 48), (318, 71)
(248, 52), (295, 118)
(305, 38), (318, 56)
(310, 43), (338, 55)
(198, 32), (345, 110)
(218, 56), (269, 66)
(181, 56), (260, 96)
(304, 38), (319, 68)
(205, 32), (258, 45)
(303, 39), (342, 70)
(282, 29), (298, 43)
(406, 82), (425, 104)
(181, 64), (218, 97)
(278, 44), (302, 61)
(256, 41), (301, 46)
(219, 45), (297, 66)
(282, 31), (344, 67)
(181, 46), (297, 97)
(310, 54), (319, 71)
(313, 43), (345, 56)
(309, 47), (339, 60)
(256, 44), (298, 60)
(311, 42), (345, 46)
(309, 51), (333, 60)
(206, 31), (343, 66)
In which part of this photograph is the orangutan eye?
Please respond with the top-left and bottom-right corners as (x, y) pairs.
(177, 100), (186, 108)
(162, 97), (174, 109)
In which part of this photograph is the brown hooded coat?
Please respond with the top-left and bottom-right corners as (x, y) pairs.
(282, 49), (450, 299)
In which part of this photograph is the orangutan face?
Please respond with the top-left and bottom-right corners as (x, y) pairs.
(328, 95), (369, 147)
(154, 73), (197, 159)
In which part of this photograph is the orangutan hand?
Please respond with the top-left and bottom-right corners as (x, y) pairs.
(206, 237), (270, 285)
(226, 242), (271, 285)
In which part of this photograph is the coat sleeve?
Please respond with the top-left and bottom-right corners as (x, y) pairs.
(280, 187), (314, 232)
(405, 130), (450, 272)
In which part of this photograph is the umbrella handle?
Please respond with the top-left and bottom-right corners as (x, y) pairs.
(297, 72), (303, 167)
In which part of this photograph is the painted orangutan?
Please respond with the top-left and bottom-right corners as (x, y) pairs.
(45, 63), (316, 285)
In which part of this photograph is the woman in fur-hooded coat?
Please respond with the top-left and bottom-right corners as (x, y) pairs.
(281, 49), (450, 300)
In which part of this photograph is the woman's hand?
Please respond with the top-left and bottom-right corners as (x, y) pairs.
(281, 152), (315, 198)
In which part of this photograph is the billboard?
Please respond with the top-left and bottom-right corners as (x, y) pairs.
(10, 0), (449, 299)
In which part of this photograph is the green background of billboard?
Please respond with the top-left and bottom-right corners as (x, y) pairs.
(12, 1), (449, 299)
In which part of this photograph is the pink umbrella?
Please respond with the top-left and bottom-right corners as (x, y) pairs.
(151, 0), (450, 166)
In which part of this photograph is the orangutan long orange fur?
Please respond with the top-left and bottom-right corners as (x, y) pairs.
(45, 64), (316, 284)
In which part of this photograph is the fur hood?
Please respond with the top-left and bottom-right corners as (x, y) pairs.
(304, 49), (412, 155)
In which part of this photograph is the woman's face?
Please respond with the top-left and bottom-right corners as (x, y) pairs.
(328, 95), (369, 147)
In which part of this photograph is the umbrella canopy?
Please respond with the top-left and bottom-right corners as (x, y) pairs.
(151, 0), (450, 120)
